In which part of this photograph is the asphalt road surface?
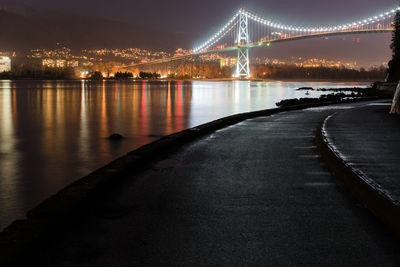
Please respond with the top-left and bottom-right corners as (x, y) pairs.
(23, 102), (400, 266)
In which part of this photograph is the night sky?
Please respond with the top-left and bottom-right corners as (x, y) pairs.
(3, 0), (399, 66)
(5, 0), (397, 32)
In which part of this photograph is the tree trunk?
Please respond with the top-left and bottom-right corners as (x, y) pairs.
(390, 82), (400, 114)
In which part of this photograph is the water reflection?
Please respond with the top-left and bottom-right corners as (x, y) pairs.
(0, 80), (368, 229)
(0, 81), (20, 228)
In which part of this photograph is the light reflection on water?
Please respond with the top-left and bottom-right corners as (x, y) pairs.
(0, 79), (368, 229)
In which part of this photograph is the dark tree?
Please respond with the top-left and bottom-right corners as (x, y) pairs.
(90, 71), (103, 80)
(139, 71), (160, 79)
(388, 9), (400, 82)
(114, 71), (133, 79)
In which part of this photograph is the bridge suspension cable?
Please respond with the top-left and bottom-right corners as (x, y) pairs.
(193, 6), (399, 53)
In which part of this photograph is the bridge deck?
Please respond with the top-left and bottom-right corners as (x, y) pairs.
(125, 29), (392, 68)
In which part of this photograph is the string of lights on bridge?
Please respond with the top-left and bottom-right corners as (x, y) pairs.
(193, 6), (400, 53)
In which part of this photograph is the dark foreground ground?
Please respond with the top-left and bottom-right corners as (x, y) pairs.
(2, 101), (400, 266)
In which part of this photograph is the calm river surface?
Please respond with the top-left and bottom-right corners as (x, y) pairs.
(0, 80), (369, 229)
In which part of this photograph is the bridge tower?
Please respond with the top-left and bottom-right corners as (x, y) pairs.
(236, 8), (250, 78)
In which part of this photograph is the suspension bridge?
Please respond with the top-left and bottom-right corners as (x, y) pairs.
(125, 6), (398, 78)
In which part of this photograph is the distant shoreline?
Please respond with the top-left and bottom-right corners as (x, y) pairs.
(0, 78), (377, 83)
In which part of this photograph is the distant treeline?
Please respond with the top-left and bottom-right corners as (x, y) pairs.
(138, 72), (161, 79)
(170, 62), (388, 80)
(0, 64), (389, 81)
(252, 64), (388, 80)
(0, 67), (76, 80)
(114, 71), (133, 79)
(88, 71), (160, 80)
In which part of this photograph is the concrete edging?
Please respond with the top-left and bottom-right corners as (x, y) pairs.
(315, 113), (400, 237)
(0, 96), (389, 264)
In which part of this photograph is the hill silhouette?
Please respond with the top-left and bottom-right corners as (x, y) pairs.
(0, 5), (192, 53)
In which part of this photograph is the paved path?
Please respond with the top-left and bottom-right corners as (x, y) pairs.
(17, 102), (400, 266)
(324, 100), (400, 203)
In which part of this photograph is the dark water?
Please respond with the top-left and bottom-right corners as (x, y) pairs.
(0, 80), (369, 230)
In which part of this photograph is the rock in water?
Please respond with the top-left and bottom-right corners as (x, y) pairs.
(390, 82), (400, 114)
(108, 133), (123, 140)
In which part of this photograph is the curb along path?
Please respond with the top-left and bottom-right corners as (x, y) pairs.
(316, 101), (400, 237)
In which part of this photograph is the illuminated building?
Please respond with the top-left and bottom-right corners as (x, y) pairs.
(220, 57), (237, 67)
(0, 56), (11, 72)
